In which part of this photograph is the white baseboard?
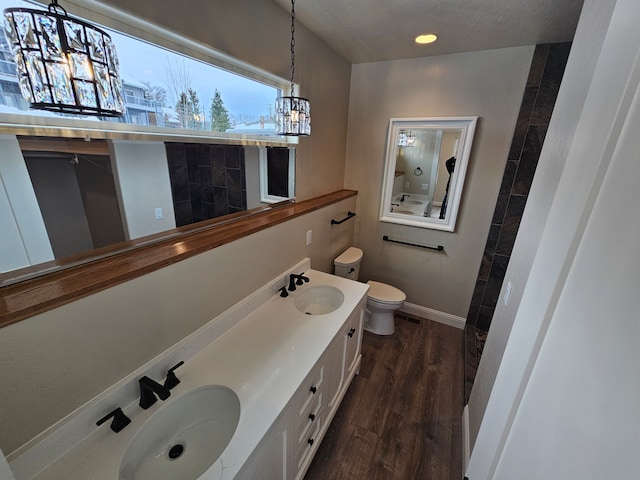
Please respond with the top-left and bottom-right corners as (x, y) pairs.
(462, 405), (470, 477)
(399, 302), (466, 329)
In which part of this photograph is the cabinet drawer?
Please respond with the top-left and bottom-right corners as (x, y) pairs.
(295, 364), (324, 421)
(295, 390), (322, 447)
(294, 409), (323, 480)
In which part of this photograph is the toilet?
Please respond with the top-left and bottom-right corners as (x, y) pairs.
(333, 247), (406, 335)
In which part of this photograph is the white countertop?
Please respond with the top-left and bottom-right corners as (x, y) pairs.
(27, 268), (369, 480)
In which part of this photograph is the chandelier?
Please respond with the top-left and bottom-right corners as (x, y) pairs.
(274, 0), (310, 136)
(398, 130), (416, 147)
(3, 0), (124, 116)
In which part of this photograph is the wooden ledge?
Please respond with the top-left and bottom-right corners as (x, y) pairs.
(0, 190), (357, 328)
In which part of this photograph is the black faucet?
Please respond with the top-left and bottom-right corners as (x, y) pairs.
(401, 194), (409, 202)
(139, 375), (171, 409)
(96, 407), (131, 433)
(288, 273), (310, 291)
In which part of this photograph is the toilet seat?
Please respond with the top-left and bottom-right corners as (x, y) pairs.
(366, 281), (406, 304)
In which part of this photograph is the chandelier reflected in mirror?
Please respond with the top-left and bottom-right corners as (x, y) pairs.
(3, 0), (124, 116)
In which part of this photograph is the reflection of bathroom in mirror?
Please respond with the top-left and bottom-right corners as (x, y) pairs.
(0, 136), (295, 284)
(380, 117), (477, 231)
(259, 147), (296, 203)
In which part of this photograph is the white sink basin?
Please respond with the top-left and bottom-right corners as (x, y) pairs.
(394, 209), (415, 215)
(404, 200), (422, 205)
(294, 285), (344, 315)
(120, 385), (240, 480)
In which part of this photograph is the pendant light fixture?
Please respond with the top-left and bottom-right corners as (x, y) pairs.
(3, 0), (124, 117)
(275, 0), (310, 136)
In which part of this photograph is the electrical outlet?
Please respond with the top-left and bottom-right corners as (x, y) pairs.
(154, 207), (163, 220)
(306, 230), (313, 246)
(421, 183), (429, 191)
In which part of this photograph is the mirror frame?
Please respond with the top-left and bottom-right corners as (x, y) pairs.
(379, 116), (478, 232)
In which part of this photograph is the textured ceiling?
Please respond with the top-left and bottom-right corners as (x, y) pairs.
(271, 0), (584, 63)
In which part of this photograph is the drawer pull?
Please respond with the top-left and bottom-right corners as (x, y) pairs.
(310, 386), (317, 394)
(307, 438), (314, 446)
(348, 328), (356, 338)
(309, 413), (316, 421)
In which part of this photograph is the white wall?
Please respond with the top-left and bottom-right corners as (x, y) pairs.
(244, 146), (262, 209)
(467, 0), (618, 450)
(466, 0), (639, 477)
(0, 135), (54, 273)
(344, 47), (532, 318)
(496, 104), (640, 478)
(110, 141), (176, 239)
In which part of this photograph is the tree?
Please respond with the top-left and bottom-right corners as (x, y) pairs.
(188, 88), (203, 130)
(173, 89), (204, 130)
(210, 89), (231, 132)
(141, 81), (167, 106)
(175, 91), (192, 129)
(164, 57), (195, 128)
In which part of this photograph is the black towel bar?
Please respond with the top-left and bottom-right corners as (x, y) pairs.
(382, 235), (444, 251)
(331, 211), (356, 225)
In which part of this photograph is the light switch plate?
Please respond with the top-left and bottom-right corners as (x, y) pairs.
(306, 230), (312, 246)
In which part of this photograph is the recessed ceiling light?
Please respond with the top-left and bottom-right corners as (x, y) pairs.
(415, 34), (438, 45)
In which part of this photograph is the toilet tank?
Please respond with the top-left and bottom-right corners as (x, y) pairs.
(334, 247), (363, 281)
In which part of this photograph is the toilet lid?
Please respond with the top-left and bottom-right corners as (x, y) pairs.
(334, 247), (363, 266)
(366, 281), (406, 303)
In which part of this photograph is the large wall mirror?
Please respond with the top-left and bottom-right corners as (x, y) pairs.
(0, 0), (300, 287)
(0, 135), (294, 286)
(380, 116), (477, 232)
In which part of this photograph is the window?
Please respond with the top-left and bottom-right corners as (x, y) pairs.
(0, 0), (292, 145)
(260, 147), (295, 203)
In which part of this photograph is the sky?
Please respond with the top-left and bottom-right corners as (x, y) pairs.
(2, 0), (280, 121)
(111, 32), (280, 121)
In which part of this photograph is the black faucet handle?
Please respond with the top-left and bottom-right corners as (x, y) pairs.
(164, 361), (184, 390)
(279, 286), (289, 297)
(296, 273), (310, 285)
(96, 407), (131, 433)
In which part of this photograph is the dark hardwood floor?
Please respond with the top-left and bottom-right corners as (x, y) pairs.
(304, 312), (465, 480)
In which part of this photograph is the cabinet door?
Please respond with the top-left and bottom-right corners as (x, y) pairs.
(324, 334), (346, 419)
(234, 409), (291, 480)
(344, 301), (364, 381)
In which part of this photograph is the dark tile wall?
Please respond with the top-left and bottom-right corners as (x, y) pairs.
(165, 143), (247, 227)
(464, 43), (572, 400)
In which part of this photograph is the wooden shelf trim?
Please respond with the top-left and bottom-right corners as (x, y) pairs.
(0, 190), (357, 328)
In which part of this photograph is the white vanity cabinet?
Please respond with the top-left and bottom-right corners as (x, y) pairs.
(326, 297), (366, 419)
(239, 297), (366, 480)
(234, 408), (291, 480)
(15, 266), (370, 480)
